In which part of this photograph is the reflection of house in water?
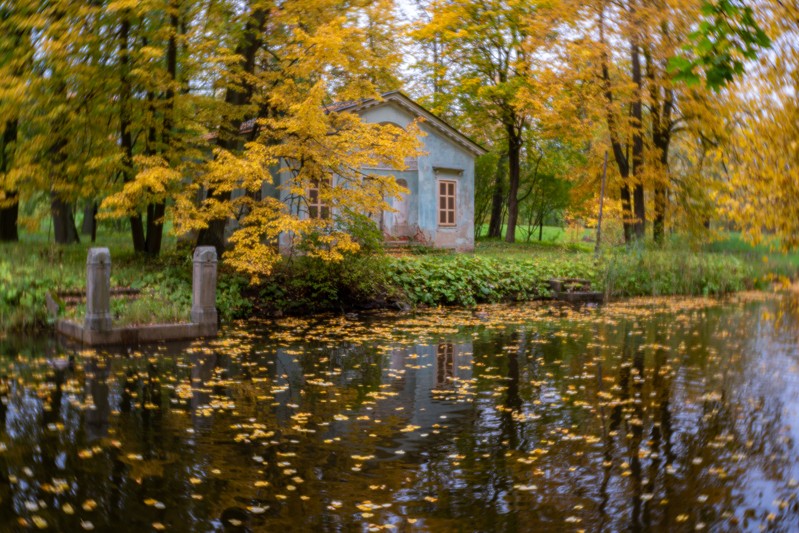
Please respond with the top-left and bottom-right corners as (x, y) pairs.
(268, 341), (473, 453)
(436, 343), (455, 389)
(380, 341), (473, 454)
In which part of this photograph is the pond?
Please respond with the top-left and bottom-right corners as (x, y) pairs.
(1, 292), (799, 531)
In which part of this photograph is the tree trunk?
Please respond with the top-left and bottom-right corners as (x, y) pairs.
(51, 195), (79, 244)
(487, 153), (507, 238)
(630, 38), (646, 241)
(599, 7), (636, 244)
(504, 125), (521, 243)
(119, 12), (146, 252)
(197, 6), (268, 257)
(653, 186), (666, 244)
(653, 134), (670, 245)
(81, 202), (97, 236)
(0, 120), (19, 242)
(143, 1), (179, 256)
(646, 40), (674, 247)
(633, 184), (645, 240)
(0, 201), (18, 242)
(0, 9), (30, 243)
(145, 203), (166, 255)
(620, 185), (633, 243)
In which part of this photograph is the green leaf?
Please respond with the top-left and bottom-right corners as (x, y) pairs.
(667, 56), (694, 73)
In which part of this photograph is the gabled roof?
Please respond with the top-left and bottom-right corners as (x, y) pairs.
(326, 91), (488, 157)
(228, 91), (487, 157)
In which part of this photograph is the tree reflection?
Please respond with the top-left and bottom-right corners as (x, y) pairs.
(0, 297), (798, 530)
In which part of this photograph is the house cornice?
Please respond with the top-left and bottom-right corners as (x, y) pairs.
(212, 92), (489, 158)
(336, 91), (488, 157)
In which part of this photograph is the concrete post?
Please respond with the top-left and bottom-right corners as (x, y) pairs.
(191, 246), (218, 326)
(85, 247), (112, 332)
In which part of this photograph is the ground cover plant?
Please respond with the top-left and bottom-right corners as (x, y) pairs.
(0, 237), (251, 332)
(3, 229), (798, 333)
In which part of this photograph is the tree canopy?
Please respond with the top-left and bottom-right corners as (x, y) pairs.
(1, 0), (794, 277)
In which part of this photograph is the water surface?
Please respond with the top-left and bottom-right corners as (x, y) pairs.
(1, 292), (799, 531)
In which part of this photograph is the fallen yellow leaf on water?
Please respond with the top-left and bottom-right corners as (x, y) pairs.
(82, 499), (98, 511)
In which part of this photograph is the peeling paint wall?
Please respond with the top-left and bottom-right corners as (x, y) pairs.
(266, 99), (477, 252)
(359, 103), (476, 251)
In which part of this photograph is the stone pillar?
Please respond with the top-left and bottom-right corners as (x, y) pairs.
(85, 247), (112, 332)
(191, 246), (218, 326)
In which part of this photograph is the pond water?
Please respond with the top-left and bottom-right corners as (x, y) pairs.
(2, 293), (799, 531)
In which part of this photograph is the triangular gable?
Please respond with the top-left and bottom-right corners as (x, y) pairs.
(330, 91), (488, 157)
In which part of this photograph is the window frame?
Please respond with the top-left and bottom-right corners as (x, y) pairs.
(307, 177), (332, 220)
(438, 179), (457, 227)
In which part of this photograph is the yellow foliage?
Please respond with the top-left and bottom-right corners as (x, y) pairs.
(172, 0), (421, 279)
(714, 1), (799, 250)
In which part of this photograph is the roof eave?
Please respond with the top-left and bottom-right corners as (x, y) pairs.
(338, 91), (488, 157)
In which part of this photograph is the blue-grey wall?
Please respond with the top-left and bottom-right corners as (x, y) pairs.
(267, 99), (477, 252)
(360, 102), (476, 251)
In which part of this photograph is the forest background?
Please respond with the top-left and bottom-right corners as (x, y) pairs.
(1, 0), (797, 330)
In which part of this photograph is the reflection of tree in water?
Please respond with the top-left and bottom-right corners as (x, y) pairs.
(586, 304), (799, 531)
(2, 298), (799, 530)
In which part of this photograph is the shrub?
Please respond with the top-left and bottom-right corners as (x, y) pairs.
(600, 249), (753, 297)
(255, 254), (397, 314)
(386, 254), (597, 307)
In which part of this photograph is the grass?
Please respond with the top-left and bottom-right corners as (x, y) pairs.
(0, 232), (250, 332)
(702, 232), (799, 280)
(0, 236), (187, 331)
(3, 226), (799, 333)
(472, 238), (592, 257)
(476, 224), (595, 244)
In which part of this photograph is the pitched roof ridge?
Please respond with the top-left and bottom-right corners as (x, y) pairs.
(206, 91), (487, 156)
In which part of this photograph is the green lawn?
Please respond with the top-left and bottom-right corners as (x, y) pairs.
(0, 230), (250, 332)
(476, 224), (595, 243)
(4, 226), (799, 333)
(697, 232), (799, 279)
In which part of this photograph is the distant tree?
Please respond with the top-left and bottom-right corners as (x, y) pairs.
(0, 2), (33, 241)
(412, 0), (538, 243)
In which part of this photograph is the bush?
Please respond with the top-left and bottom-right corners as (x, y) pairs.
(600, 248), (753, 297)
(255, 254), (397, 314)
(386, 254), (597, 307)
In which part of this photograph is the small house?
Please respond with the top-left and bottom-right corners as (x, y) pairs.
(256, 91), (486, 252)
